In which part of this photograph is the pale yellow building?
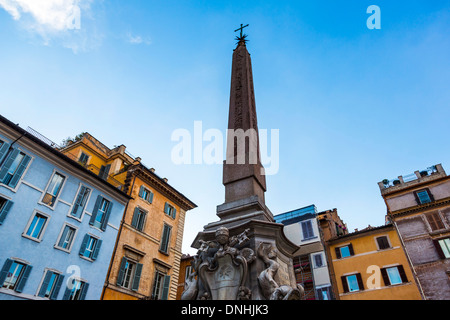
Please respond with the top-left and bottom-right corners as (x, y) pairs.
(60, 133), (197, 300)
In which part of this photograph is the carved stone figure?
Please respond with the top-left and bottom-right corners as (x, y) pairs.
(257, 242), (303, 300)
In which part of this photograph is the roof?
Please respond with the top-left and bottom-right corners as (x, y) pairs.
(327, 223), (394, 244)
(0, 114), (131, 200)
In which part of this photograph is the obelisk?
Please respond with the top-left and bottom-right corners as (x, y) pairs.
(186, 26), (302, 301)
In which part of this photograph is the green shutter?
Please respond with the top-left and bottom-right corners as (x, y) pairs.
(37, 271), (53, 297)
(79, 234), (90, 256)
(116, 257), (127, 286)
(0, 141), (10, 164)
(0, 149), (20, 182)
(131, 263), (143, 291)
(138, 185), (144, 198)
(131, 207), (140, 228)
(161, 275), (171, 300)
(50, 274), (64, 300)
(160, 225), (172, 253)
(148, 191), (154, 204)
(164, 203), (169, 214)
(89, 196), (102, 226)
(71, 186), (86, 216)
(8, 154), (31, 188)
(15, 264), (32, 293)
(172, 208), (177, 219)
(92, 239), (102, 261)
(100, 201), (113, 231)
(0, 200), (13, 225)
(0, 259), (13, 286)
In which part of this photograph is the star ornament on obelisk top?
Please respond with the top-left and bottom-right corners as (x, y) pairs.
(234, 23), (249, 44)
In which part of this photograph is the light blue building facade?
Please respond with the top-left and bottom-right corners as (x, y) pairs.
(0, 115), (129, 300)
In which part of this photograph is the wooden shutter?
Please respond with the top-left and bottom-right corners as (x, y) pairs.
(131, 207), (140, 229)
(79, 234), (90, 256)
(62, 286), (71, 300)
(116, 257), (128, 286)
(0, 259), (13, 286)
(380, 268), (390, 286)
(15, 264), (32, 293)
(71, 186), (86, 216)
(0, 200), (13, 225)
(172, 207), (177, 219)
(160, 225), (172, 253)
(92, 239), (102, 261)
(341, 276), (349, 293)
(89, 196), (102, 226)
(348, 243), (355, 256)
(50, 274), (64, 300)
(161, 275), (171, 300)
(131, 263), (143, 291)
(355, 273), (364, 291)
(9, 154), (31, 188)
(426, 212), (445, 231)
(79, 283), (89, 300)
(0, 149), (20, 182)
(335, 247), (342, 259)
(0, 142), (10, 164)
(148, 191), (154, 204)
(164, 203), (169, 214)
(100, 201), (113, 231)
(397, 265), (408, 283)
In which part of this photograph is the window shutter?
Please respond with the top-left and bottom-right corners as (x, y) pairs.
(0, 259), (13, 286)
(92, 239), (102, 261)
(0, 141), (10, 164)
(89, 196), (102, 226)
(348, 243), (355, 256)
(131, 207), (140, 228)
(426, 188), (435, 202)
(380, 268), (390, 286)
(160, 225), (172, 253)
(148, 191), (154, 204)
(139, 186), (144, 198)
(50, 274), (64, 300)
(433, 239), (446, 259)
(0, 149), (19, 182)
(413, 191), (421, 205)
(79, 283), (89, 300)
(355, 273), (364, 291)
(100, 201), (113, 231)
(38, 271), (53, 297)
(335, 247), (342, 259)
(9, 154), (31, 188)
(58, 227), (69, 247)
(172, 207), (177, 219)
(161, 275), (171, 300)
(62, 286), (71, 300)
(79, 234), (90, 256)
(15, 264), (32, 293)
(341, 276), (349, 293)
(0, 200), (13, 225)
(72, 186), (86, 216)
(131, 263), (143, 291)
(99, 164), (111, 180)
(116, 257), (127, 286)
(427, 213), (444, 231)
(397, 265), (408, 283)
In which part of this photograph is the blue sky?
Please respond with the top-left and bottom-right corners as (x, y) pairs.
(0, 1), (449, 254)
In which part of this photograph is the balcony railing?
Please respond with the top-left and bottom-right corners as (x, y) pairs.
(380, 164), (444, 191)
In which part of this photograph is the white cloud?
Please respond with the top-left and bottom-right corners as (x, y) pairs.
(0, 0), (99, 52)
(126, 32), (151, 45)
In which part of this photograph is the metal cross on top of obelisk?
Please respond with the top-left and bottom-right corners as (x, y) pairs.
(234, 23), (249, 42)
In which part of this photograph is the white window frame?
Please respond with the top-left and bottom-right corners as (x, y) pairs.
(22, 210), (51, 243)
(36, 268), (63, 299)
(39, 169), (67, 210)
(54, 223), (79, 253)
(374, 234), (392, 250)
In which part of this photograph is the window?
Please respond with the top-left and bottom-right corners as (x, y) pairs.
(89, 196), (112, 231)
(0, 140), (10, 164)
(313, 253), (324, 268)
(71, 185), (91, 219)
(37, 270), (64, 300)
(164, 202), (176, 219)
(335, 244), (354, 259)
(116, 257), (143, 291)
(185, 266), (193, 282)
(56, 224), (77, 251)
(42, 172), (65, 207)
(151, 271), (171, 300)
(376, 236), (391, 250)
(0, 196), (13, 225)
(159, 224), (172, 254)
(415, 189), (434, 204)
(434, 238), (450, 259)
(316, 286), (333, 300)
(139, 186), (154, 203)
(0, 259), (32, 293)
(98, 164), (111, 180)
(78, 152), (89, 166)
(381, 265), (408, 286)
(79, 234), (102, 261)
(426, 212), (445, 231)
(62, 279), (89, 300)
(341, 273), (364, 293)
(0, 149), (31, 188)
(131, 207), (147, 232)
(23, 211), (49, 241)
(301, 220), (315, 240)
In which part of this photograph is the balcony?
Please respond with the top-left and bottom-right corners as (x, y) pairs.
(378, 164), (446, 195)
